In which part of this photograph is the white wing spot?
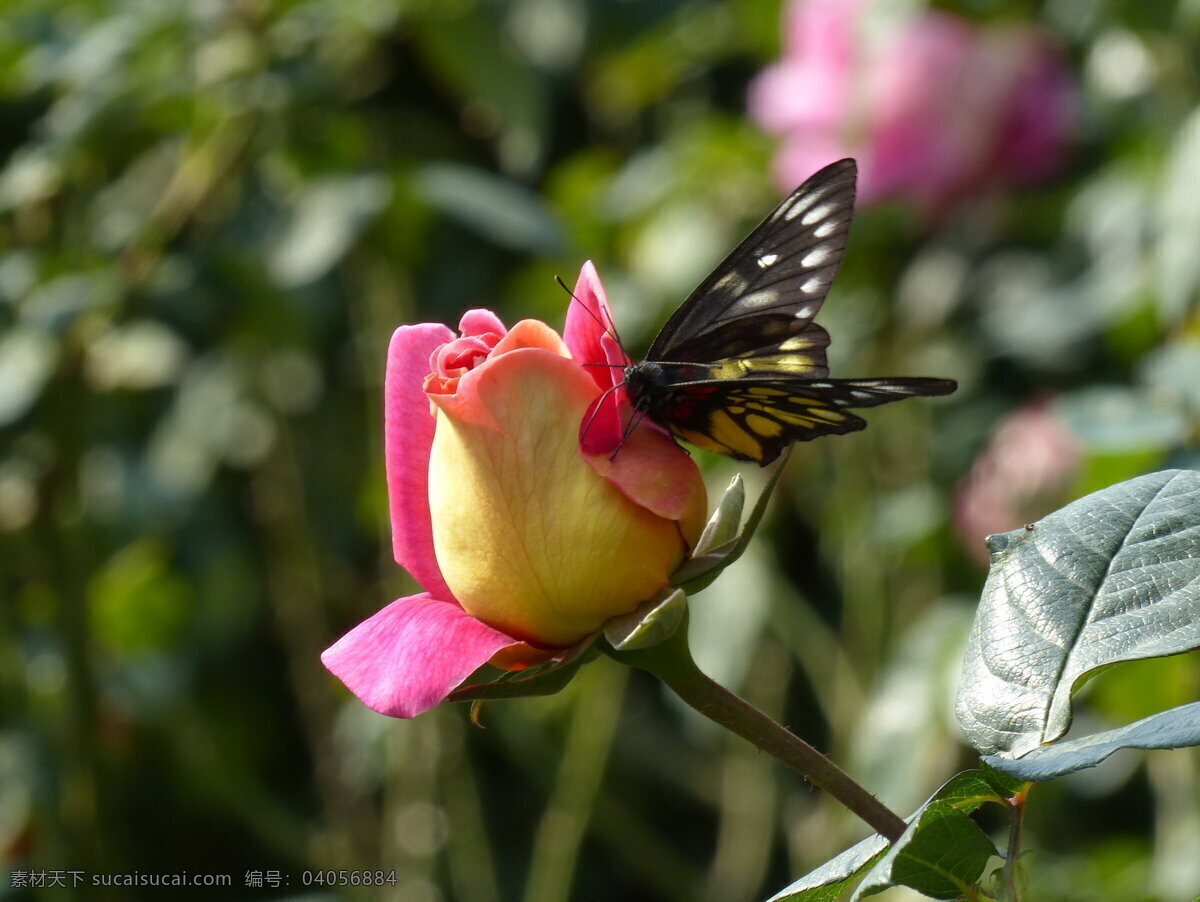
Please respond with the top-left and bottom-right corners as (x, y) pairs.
(801, 246), (830, 267)
(738, 290), (779, 309)
(801, 276), (825, 294)
(714, 271), (746, 292)
(757, 252), (779, 268)
(813, 219), (839, 239)
(802, 203), (835, 226)
(784, 201), (811, 222)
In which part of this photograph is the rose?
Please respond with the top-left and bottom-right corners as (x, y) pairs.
(748, 0), (1076, 214)
(322, 263), (708, 718)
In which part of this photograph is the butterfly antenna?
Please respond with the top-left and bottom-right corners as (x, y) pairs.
(554, 275), (626, 349)
(608, 405), (647, 462)
(578, 380), (625, 446)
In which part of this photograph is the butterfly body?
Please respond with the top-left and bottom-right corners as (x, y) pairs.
(620, 158), (956, 465)
(622, 361), (716, 437)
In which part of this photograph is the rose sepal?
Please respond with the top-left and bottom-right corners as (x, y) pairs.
(671, 446), (792, 594)
(448, 634), (600, 703)
(604, 587), (688, 651)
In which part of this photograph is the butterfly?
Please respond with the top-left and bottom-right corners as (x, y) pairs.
(619, 158), (956, 465)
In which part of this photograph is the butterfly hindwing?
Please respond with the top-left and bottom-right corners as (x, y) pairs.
(651, 377), (957, 464)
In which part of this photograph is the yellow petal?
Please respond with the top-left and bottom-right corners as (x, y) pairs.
(428, 346), (688, 646)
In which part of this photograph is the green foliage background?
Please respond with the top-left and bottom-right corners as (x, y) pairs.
(1, 0), (1198, 899)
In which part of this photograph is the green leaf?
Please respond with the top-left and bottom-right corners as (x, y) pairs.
(983, 700), (1200, 782)
(0, 328), (57, 426)
(976, 761), (1028, 798)
(850, 801), (997, 901)
(1053, 387), (1189, 454)
(268, 174), (392, 287)
(768, 771), (1006, 901)
(414, 164), (565, 254)
(1156, 106), (1200, 325)
(927, 770), (1011, 811)
(765, 835), (889, 902)
(90, 540), (191, 655)
(847, 603), (976, 815)
(956, 470), (1200, 757)
(1140, 341), (1200, 418)
(411, 6), (549, 171)
(603, 587), (687, 651)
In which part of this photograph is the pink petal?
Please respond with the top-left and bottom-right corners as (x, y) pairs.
(994, 32), (1076, 182)
(428, 347), (696, 645)
(749, 0), (864, 136)
(385, 323), (456, 601)
(563, 261), (628, 387)
(563, 262), (631, 454)
(491, 317), (572, 359)
(583, 417), (708, 545)
(321, 593), (521, 718)
(783, 0), (867, 58)
(772, 134), (857, 197)
(459, 308), (508, 339)
(577, 330), (630, 455)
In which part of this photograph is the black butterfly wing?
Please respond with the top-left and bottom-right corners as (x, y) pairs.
(657, 376), (958, 464)
(622, 156), (957, 465)
(645, 158), (857, 365)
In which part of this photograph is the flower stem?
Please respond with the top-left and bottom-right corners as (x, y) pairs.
(1002, 787), (1029, 902)
(606, 620), (908, 843)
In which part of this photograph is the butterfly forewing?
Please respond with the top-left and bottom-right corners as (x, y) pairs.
(646, 158), (857, 364)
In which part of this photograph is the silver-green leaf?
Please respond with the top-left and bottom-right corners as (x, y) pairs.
(956, 470), (1200, 757)
(983, 700), (1200, 781)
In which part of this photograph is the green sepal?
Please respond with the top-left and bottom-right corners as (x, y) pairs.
(603, 587), (688, 651)
(693, 473), (746, 557)
(449, 635), (597, 703)
(672, 446), (791, 594)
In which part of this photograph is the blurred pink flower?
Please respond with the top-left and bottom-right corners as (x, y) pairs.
(748, 1), (1076, 214)
(321, 263), (707, 718)
(955, 397), (1082, 562)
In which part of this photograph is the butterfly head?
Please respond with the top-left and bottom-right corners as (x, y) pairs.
(621, 361), (662, 414)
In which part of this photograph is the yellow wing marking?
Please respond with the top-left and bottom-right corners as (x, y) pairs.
(705, 335), (826, 380)
(675, 427), (737, 458)
(743, 399), (847, 427)
(707, 410), (766, 459)
(744, 413), (784, 437)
